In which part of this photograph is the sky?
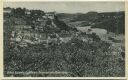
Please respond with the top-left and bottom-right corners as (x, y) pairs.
(4, 2), (125, 13)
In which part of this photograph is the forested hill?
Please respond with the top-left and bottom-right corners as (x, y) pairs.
(91, 12), (125, 34)
(57, 11), (125, 34)
(57, 11), (124, 22)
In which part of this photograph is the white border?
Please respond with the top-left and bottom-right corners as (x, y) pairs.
(1, 0), (127, 79)
(4, 0), (126, 2)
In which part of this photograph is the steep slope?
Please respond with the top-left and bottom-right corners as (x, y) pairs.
(43, 15), (77, 33)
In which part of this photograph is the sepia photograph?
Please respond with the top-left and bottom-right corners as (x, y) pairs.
(3, 1), (125, 77)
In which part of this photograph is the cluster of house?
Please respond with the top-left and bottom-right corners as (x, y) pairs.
(4, 7), (62, 47)
(10, 29), (72, 47)
(10, 30), (47, 46)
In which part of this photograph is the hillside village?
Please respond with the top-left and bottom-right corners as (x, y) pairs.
(4, 7), (97, 47)
(4, 8), (61, 46)
(4, 7), (125, 77)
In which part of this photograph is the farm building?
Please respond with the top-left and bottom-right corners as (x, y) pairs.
(4, 7), (12, 14)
